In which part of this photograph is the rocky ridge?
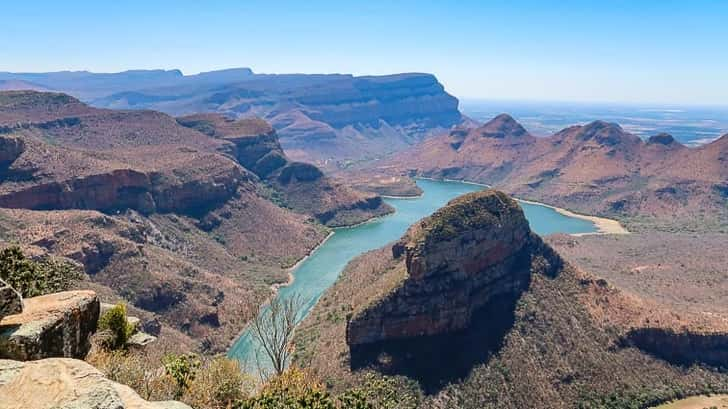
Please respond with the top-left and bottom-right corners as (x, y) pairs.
(0, 69), (464, 163)
(380, 114), (728, 229)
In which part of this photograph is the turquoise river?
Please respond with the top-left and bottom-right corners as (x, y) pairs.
(228, 179), (597, 368)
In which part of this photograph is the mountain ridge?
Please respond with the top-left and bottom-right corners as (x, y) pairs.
(377, 114), (728, 229)
(0, 69), (464, 164)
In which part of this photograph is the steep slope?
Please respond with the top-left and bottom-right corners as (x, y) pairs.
(294, 190), (728, 408)
(0, 69), (464, 163)
(382, 114), (728, 229)
(176, 113), (393, 226)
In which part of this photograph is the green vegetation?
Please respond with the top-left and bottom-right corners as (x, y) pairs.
(97, 302), (135, 349)
(0, 246), (83, 297)
(238, 367), (417, 409)
(90, 349), (252, 408)
(90, 350), (413, 409)
(417, 190), (521, 243)
(162, 353), (202, 398)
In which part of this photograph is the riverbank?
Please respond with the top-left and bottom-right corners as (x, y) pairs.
(420, 176), (629, 236)
(225, 231), (335, 353)
(516, 198), (629, 236)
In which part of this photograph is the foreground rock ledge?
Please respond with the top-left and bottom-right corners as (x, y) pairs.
(0, 290), (99, 360)
(0, 358), (191, 409)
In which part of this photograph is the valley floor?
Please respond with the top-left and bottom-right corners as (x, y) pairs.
(548, 232), (728, 320)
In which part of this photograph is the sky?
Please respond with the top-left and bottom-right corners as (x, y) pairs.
(2, 1), (728, 105)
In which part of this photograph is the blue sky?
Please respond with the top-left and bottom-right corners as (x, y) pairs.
(2, 1), (727, 105)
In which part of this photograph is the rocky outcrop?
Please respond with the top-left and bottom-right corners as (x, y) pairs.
(346, 190), (552, 346)
(277, 162), (324, 184)
(0, 290), (99, 360)
(176, 113), (394, 227)
(177, 114), (289, 179)
(0, 279), (22, 321)
(0, 358), (191, 409)
(0, 166), (247, 216)
(224, 123), (287, 178)
(623, 327), (728, 367)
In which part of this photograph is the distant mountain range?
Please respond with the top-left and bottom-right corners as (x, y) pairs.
(0, 69), (464, 163)
(378, 114), (728, 229)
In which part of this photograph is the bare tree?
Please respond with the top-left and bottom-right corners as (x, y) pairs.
(250, 294), (303, 376)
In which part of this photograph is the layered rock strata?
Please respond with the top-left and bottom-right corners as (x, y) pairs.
(0, 290), (99, 360)
(346, 190), (549, 346)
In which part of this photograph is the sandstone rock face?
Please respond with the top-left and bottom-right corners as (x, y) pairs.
(0, 358), (191, 409)
(225, 126), (288, 178)
(347, 190), (541, 346)
(0, 279), (22, 321)
(624, 327), (728, 367)
(0, 290), (99, 360)
(0, 166), (246, 217)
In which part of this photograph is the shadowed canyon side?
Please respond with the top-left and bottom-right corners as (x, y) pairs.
(294, 190), (728, 408)
(0, 70), (465, 163)
(0, 90), (390, 352)
(378, 114), (728, 230)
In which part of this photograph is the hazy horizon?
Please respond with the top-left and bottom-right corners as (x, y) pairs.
(3, 1), (728, 105)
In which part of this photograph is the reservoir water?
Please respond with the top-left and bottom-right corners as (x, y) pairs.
(228, 179), (596, 367)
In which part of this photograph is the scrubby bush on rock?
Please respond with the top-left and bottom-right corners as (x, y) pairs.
(98, 302), (135, 349)
(0, 246), (82, 297)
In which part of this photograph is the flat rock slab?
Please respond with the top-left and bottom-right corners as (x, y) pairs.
(0, 357), (191, 409)
(128, 331), (157, 349)
(0, 290), (99, 360)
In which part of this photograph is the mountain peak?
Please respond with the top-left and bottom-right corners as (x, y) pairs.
(572, 120), (636, 146)
(478, 113), (528, 138)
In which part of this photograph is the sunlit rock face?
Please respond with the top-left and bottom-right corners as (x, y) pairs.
(346, 190), (558, 346)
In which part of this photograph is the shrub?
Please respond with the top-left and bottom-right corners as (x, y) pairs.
(238, 366), (336, 409)
(87, 349), (177, 401)
(0, 246), (83, 297)
(183, 356), (253, 409)
(98, 303), (135, 349)
(162, 353), (201, 398)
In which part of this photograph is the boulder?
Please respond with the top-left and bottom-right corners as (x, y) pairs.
(0, 357), (191, 409)
(0, 290), (99, 360)
(0, 279), (22, 321)
(127, 332), (157, 349)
